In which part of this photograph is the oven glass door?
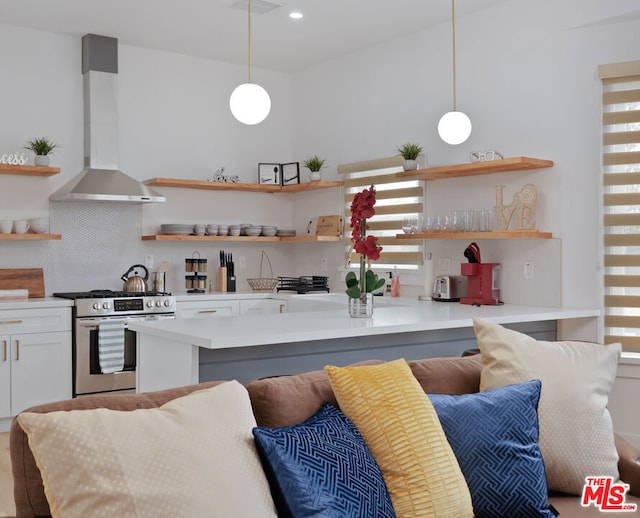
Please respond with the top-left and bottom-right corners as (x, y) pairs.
(89, 325), (136, 373)
(75, 314), (174, 396)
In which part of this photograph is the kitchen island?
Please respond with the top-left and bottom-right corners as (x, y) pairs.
(130, 296), (600, 392)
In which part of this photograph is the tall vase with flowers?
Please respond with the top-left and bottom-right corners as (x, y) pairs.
(345, 185), (385, 317)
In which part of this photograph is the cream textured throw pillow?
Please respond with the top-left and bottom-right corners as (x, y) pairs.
(474, 318), (621, 495)
(18, 381), (277, 518)
(326, 358), (473, 518)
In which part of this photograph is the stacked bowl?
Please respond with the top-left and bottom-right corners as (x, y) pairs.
(261, 225), (278, 236)
(29, 217), (50, 234)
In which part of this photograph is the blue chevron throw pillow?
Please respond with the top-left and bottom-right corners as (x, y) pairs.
(429, 380), (556, 518)
(253, 403), (395, 518)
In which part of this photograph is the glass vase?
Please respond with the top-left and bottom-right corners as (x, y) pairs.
(348, 293), (374, 318)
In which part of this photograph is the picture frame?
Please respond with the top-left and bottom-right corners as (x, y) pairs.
(281, 162), (300, 186)
(258, 163), (281, 185)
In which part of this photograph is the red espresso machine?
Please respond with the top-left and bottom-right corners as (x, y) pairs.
(460, 242), (502, 305)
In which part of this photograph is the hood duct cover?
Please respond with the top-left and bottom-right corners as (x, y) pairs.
(51, 34), (165, 203)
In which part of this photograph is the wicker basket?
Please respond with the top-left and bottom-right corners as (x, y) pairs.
(247, 251), (278, 291)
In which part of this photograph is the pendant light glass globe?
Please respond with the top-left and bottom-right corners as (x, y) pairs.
(230, 82), (271, 125)
(438, 110), (472, 145)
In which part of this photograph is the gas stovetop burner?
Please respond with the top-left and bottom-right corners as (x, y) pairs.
(54, 290), (172, 300)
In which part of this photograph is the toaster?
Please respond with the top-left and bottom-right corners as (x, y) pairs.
(433, 275), (468, 302)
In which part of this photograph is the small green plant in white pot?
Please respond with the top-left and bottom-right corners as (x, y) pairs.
(303, 155), (326, 181)
(25, 137), (58, 167)
(396, 142), (423, 171)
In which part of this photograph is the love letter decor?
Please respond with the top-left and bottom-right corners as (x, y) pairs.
(494, 184), (537, 231)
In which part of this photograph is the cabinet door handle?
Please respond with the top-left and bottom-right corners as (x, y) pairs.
(0, 319), (23, 325)
(2, 340), (6, 362)
(15, 340), (19, 361)
(198, 310), (218, 314)
(279, 304), (285, 314)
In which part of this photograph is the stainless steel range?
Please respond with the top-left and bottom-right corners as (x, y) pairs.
(54, 290), (176, 396)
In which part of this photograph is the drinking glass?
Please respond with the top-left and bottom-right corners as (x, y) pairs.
(402, 218), (414, 234)
(421, 216), (432, 233)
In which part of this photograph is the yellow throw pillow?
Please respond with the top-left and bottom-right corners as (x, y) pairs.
(325, 358), (473, 518)
(18, 381), (277, 518)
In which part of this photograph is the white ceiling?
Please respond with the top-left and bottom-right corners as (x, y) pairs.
(0, 0), (509, 72)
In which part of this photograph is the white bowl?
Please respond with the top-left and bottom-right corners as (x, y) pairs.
(29, 217), (49, 234)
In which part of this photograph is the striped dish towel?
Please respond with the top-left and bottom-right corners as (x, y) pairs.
(98, 319), (126, 374)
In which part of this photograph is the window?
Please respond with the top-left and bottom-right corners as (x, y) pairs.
(338, 156), (424, 271)
(600, 61), (640, 351)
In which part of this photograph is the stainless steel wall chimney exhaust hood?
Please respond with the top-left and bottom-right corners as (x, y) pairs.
(51, 34), (165, 203)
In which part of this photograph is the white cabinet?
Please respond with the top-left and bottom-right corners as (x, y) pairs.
(239, 299), (288, 315)
(0, 307), (71, 420)
(176, 299), (240, 319)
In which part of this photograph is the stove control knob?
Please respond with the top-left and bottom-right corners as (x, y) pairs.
(146, 300), (154, 308)
(163, 299), (172, 307)
(156, 300), (162, 307)
(102, 302), (111, 310)
(93, 303), (101, 311)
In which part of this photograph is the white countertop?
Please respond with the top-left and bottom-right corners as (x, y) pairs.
(0, 297), (73, 310)
(174, 291), (288, 302)
(130, 297), (600, 350)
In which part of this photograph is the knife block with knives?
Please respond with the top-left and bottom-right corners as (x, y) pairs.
(219, 250), (235, 292)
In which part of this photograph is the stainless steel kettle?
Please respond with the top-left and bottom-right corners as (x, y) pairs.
(121, 264), (149, 293)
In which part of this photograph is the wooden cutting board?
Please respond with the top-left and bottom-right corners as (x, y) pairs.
(0, 268), (45, 298)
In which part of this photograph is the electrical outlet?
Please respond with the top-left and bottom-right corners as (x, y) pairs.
(524, 261), (534, 280)
(238, 256), (247, 269)
(321, 257), (328, 272)
(437, 257), (451, 275)
(145, 255), (154, 270)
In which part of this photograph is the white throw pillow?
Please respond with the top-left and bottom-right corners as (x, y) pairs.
(473, 318), (621, 495)
(18, 381), (277, 518)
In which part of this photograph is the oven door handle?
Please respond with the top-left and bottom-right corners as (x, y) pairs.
(77, 315), (172, 330)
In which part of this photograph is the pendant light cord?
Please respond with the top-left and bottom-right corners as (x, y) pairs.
(451, 0), (457, 111)
(248, 0), (252, 83)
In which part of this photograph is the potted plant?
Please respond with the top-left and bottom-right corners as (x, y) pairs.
(303, 155), (326, 181)
(25, 137), (58, 167)
(396, 142), (423, 171)
(345, 185), (385, 317)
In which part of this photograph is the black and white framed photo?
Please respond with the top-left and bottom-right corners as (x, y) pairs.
(281, 162), (300, 186)
(258, 163), (281, 185)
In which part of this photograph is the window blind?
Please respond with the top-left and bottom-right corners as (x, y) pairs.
(600, 61), (640, 351)
(338, 156), (424, 270)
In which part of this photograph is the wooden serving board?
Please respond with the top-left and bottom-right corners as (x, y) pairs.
(0, 268), (45, 298)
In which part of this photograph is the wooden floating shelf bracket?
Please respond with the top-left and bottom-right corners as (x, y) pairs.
(396, 156), (553, 182)
(142, 235), (342, 242)
(396, 231), (552, 240)
(0, 164), (61, 177)
(144, 178), (342, 193)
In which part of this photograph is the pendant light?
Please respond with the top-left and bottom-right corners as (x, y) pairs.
(438, 0), (472, 145)
(230, 0), (271, 125)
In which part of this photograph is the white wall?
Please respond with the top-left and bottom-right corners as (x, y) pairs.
(291, 0), (640, 312)
(1, 1), (640, 304)
(0, 24), (299, 293)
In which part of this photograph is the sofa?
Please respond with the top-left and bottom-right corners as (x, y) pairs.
(10, 351), (640, 518)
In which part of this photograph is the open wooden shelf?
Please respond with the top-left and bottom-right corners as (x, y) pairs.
(0, 164), (60, 177)
(396, 231), (552, 240)
(396, 157), (553, 182)
(142, 235), (342, 242)
(144, 178), (342, 193)
(0, 233), (61, 240)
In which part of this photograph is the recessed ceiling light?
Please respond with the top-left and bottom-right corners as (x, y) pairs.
(289, 11), (303, 19)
